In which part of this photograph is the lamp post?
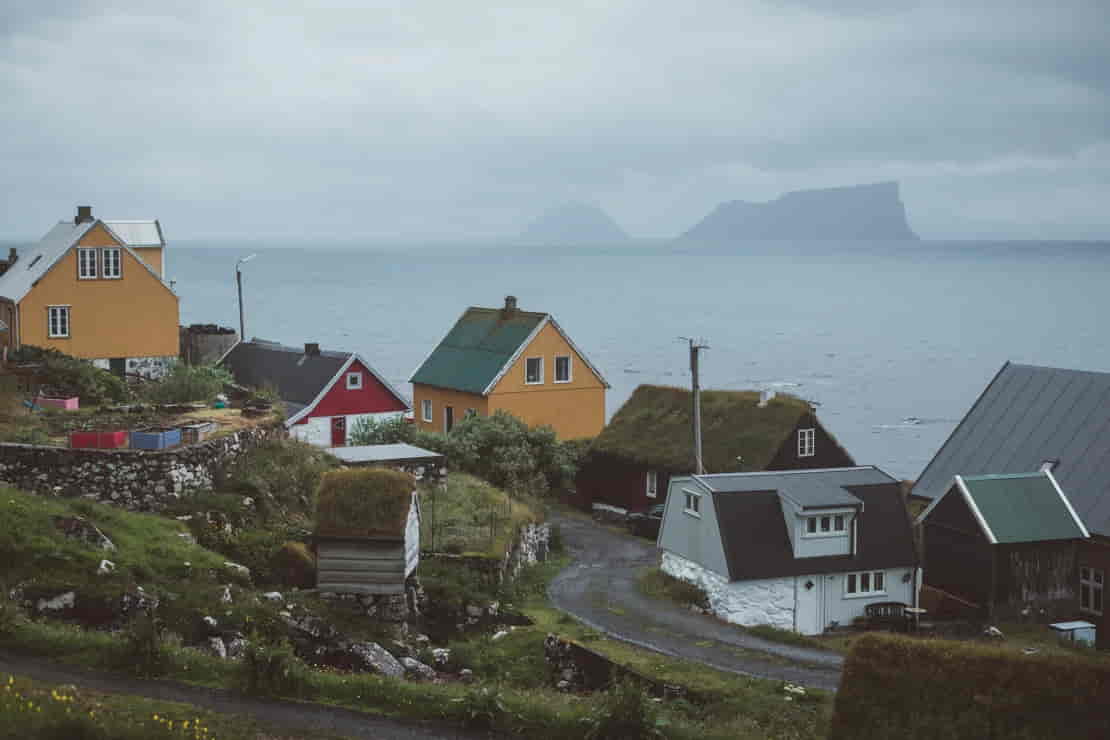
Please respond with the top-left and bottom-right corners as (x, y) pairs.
(235, 254), (257, 341)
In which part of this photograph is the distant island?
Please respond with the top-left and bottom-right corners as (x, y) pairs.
(682, 181), (919, 241)
(518, 202), (629, 244)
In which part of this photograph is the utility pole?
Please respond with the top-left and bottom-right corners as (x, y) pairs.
(235, 253), (257, 341)
(679, 337), (709, 474)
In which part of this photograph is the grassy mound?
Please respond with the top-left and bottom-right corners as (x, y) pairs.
(830, 632), (1110, 740)
(421, 472), (542, 556)
(315, 468), (414, 539)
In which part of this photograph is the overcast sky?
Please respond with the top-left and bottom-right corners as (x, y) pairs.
(2, 1), (1108, 241)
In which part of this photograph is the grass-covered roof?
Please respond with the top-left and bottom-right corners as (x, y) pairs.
(590, 385), (813, 473)
(314, 468), (415, 539)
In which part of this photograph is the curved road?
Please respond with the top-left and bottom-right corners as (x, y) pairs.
(548, 513), (844, 691)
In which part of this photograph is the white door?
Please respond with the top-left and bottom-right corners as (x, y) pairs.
(795, 575), (822, 635)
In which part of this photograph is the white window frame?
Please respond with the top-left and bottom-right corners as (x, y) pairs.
(1080, 566), (1104, 615)
(845, 570), (886, 598)
(524, 356), (543, 385)
(101, 247), (122, 279)
(554, 355), (572, 383)
(802, 514), (850, 538)
(77, 248), (98, 279)
(834, 514), (845, 532)
(798, 428), (816, 457)
(646, 471), (658, 498)
(421, 399), (433, 423)
(345, 371), (363, 390)
(683, 489), (701, 517)
(48, 305), (70, 338)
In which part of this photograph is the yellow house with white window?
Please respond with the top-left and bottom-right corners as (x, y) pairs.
(0, 206), (179, 376)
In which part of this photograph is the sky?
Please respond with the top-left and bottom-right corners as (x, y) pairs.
(2, 1), (1108, 242)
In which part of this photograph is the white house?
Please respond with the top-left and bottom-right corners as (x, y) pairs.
(657, 467), (921, 635)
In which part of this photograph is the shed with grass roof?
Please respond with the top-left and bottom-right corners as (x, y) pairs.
(576, 384), (855, 514)
(314, 468), (420, 595)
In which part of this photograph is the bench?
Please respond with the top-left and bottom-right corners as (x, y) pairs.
(865, 601), (910, 631)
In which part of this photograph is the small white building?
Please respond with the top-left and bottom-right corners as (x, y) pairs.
(657, 467), (921, 635)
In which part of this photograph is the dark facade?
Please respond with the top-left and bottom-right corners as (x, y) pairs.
(577, 416), (854, 514)
(922, 488), (1081, 620)
(1079, 536), (1110, 648)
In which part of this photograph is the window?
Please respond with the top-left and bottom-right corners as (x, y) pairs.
(345, 372), (363, 390)
(834, 515), (845, 532)
(804, 514), (848, 537)
(798, 428), (815, 457)
(48, 306), (70, 338)
(101, 248), (121, 279)
(846, 570), (886, 596)
(1081, 567), (1104, 615)
(683, 490), (700, 516)
(77, 248), (97, 279)
(554, 355), (572, 383)
(525, 357), (543, 384)
(646, 471), (658, 498)
(421, 399), (433, 422)
(820, 516), (831, 532)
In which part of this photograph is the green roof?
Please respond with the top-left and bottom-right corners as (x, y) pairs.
(589, 385), (817, 473)
(959, 472), (1087, 544)
(315, 468), (415, 539)
(410, 307), (547, 395)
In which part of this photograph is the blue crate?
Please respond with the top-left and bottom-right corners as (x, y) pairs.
(129, 427), (182, 450)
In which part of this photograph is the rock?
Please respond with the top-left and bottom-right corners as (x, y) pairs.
(465, 604), (483, 618)
(459, 668), (475, 683)
(202, 615), (219, 630)
(177, 532), (197, 545)
(348, 642), (404, 678)
(220, 585), (233, 604)
(96, 559), (116, 576)
(488, 601), (500, 617)
(261, 591), (284, 603)
(36, 591), (75, 612)
(556, 680), (570, 691)
(983, 626), (1005, 640)
(241, 497), (254, 509)
(52, 516), (115, 551)
(226, 637), (248, 658)
(401, 657), (436, 681)
(208, 636), (227, 659)
(389, 640), (412, 658)
(224, 561), (251, 581)
(431, 648), (451, 667)
(492, 630), (509, 641)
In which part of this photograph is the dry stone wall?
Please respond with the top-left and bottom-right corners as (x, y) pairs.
(0, 422), (284, 511)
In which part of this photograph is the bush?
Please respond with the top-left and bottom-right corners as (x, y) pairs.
(117, 608), (171, 678)
(271, 541), (316, 589)
(11, 346), (131, 405)
(142, 364), (232, 404)
(450, 686), (513, 731)
(0, 585), (22, 636)
(220, 440), (338, 516)
(582, 678), (666, 740)
(237, 634), (312, 698)
(638, 568), (709, 611)
(349, 415), (414, 445)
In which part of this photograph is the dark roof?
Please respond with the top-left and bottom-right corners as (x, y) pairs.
(590, 385), (838, 472)
(410, 306), (547, 395)
(221, 341), (349, 405)
(927, 472), (1089, 544)
(707, 467), (892, 509)
(704, 469), (918, 581)
(912, 362), (1110, 536)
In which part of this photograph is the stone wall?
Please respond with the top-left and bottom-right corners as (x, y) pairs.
(661, 550), (796, 631)
(0, 421), (285, 510)
(543, 634), (697, 700)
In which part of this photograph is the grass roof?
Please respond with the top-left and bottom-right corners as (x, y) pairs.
(590, 385), (812, 473)
(314, 468), (415, 539)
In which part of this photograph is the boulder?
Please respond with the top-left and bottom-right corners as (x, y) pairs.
(347, 641), (404, 678)
(401, 656), (436, 681)
(36, 591), (75, 613)
(226, 637), (248, 659)
(208, 636), (227, 659)
(96, 559), (116, 576)
(261, 591), (284, 603)
(224, 561), (251, 581)
(220, 585), (233, 604)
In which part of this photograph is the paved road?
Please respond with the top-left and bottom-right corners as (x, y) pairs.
(547, 513), (844, 691)
(0, 651), (486, 740)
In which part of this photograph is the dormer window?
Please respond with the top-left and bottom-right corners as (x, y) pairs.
(798, 428), (815, 457)
(803, 513), (850, 538)
(834, 515), (845, 531)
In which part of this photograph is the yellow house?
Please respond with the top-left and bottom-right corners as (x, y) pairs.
(410, 296), (608, 439)
(0, 206), (179, 377)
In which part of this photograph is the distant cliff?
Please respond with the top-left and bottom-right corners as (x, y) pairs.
(683, 182), (918, 241)
(519, 203), (629, 244)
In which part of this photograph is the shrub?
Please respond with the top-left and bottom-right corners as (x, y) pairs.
(117, 608), (170, 677)
(220, 440), (337, 516)
(349, 414), (415, 445)
(582, 677), (666, 740)
(270, 541), (316, 589)
(11, 346), (131, 405)
(450, 686), (513, 731)
(237, 633), (312, 698)
(638, 568), (709, 611)
(0, 585), (22, 636)
(142, 364), (232, 404)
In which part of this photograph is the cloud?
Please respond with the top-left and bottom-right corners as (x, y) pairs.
(0, 0), (1107, 240)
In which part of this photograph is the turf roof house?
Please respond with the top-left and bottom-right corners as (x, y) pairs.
(0, 206), (178, 377)
(576, 385), (855, 514)
(220, 340), (410, 447)
(409, 296), (609, 440)
(912, 362), (1110, 645)
(658, 467), (920, 635)
(916, 471), (1089, 622)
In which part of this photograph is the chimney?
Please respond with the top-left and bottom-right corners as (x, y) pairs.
(503, 295), (518, 316)
(758, 389), (776, 408)
(304, 342), (320, 356)
(0, 248), (15, 277)
(75, 206), (93, 224)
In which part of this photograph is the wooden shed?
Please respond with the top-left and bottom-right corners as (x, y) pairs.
(314, 468), (420, 595)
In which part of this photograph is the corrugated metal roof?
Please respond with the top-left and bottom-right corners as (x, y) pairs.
(913, 362), (1110, 536)
(329, 444), (443, 464)
(699, 466), (895, 495)
(957, 472), (1087, 544)
(102, 220), (163, 246)
(0, 221), (97, 303)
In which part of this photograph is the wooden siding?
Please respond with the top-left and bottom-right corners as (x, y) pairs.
(921, 486), (993, 610)
(575, 453), (671, 513)
(765, 415), (856, 471)
(1079, 536), (1110, 649)
(316, 493), (420, 595)
(411, 385), (489, 434)
(993, 541), (1079, 619)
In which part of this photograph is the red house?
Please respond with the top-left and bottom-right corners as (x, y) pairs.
(220, 340), (410, 447)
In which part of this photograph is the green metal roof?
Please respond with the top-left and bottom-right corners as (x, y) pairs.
(410, 307), (547, 395)
(960, 472), (1087, 544)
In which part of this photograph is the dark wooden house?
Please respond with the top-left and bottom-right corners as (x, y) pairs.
(314, 468), (420, 595)
(917, 471), (1089, 620)
(575, 385), (855, 514)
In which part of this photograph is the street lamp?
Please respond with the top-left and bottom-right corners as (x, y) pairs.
(235, 254), (257, 341)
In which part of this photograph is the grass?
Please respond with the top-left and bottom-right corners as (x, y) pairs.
(638, 567), (709, 610)
(419, 472), (542, 557)
(315, 468), (414, 538)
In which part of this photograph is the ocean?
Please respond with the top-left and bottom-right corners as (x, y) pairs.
(167, 240), (1110, 481)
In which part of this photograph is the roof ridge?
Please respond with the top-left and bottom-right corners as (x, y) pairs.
(962, 471), (1046, 480)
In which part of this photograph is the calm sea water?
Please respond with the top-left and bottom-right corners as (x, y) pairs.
(166, 240), (1110, 481)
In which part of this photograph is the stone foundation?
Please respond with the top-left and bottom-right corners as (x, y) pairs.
(661, 550), (796, 631)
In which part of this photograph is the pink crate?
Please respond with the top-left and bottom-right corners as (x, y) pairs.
(34, 396), (79, 410)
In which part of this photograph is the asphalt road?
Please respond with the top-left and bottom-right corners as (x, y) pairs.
(0, 650), (487, 740)
(547, 513), (844, 691)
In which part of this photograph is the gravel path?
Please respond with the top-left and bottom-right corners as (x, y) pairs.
(0, 650), (487, 740)
(547, 513), (844, 691)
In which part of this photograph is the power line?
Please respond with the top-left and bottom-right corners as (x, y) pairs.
(678, 337), (709, 474)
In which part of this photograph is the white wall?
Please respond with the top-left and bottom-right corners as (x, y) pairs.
(404, 493), (420, 577)
(661, 550), (796, 631)
(819, 568), (918, 628)
(290, 411), (406, 448)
